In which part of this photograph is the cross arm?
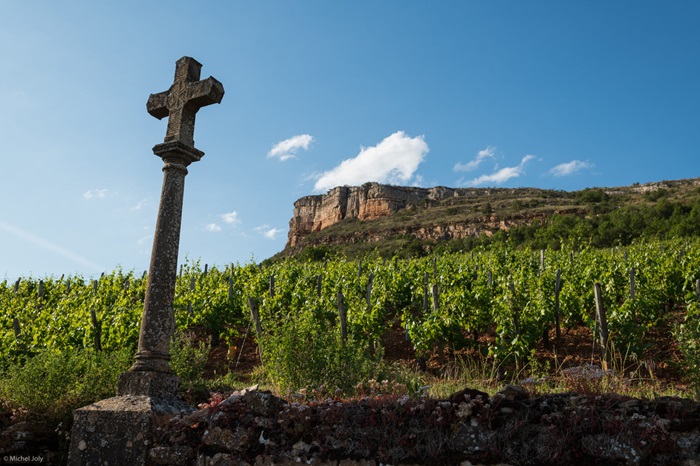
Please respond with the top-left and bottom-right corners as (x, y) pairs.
(146, 91), (170, 120)
(186, 77), (225, 109)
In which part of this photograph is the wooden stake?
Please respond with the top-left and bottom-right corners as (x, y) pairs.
(629, 267), (636, 301)
(90, 310), (102, 351)
(540, 250), (545, 271)
(593, 283), (609, 370)
(249, 298), (263, 335)
(423, 273), (429, 313)
(431, 284), (439, 312)
(554, 269), (561, 341)
(338, 291), (347, 345)
(12, 318), (20, 339)
(366, 273), (374, 306)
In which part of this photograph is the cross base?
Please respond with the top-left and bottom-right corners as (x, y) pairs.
(118, 370), (181, 398)
(68, 394), (193, 466)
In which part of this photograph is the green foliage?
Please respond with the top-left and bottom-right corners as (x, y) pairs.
(0, 348), (132, 423)
(258, 309), (382, 393)
(3, 238), (700, 399)
(170, 330), (211, 388)
(576, 188), (610, 205)
(676, 300), (700, 400)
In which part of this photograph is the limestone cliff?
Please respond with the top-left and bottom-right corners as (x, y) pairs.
(284, 178), (700, 255)
(286, 183), (461, 248)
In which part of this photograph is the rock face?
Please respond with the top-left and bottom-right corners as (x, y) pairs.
(287, 183), (460, 248)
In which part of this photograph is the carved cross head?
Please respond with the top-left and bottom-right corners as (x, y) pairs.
(147, 57), (224, 148)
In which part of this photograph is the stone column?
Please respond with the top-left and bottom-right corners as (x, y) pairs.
(117, 142), (203, 397)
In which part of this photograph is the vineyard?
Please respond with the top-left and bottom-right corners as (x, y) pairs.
(3, 238), (700, 395)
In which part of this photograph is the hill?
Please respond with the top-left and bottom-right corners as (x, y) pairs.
(277, 178), (700, 260)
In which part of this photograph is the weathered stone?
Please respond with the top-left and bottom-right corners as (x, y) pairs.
(202, 425), (251, 452)
(149, 445), (194, 465)
(69, 395), (191, 466)
(131, 56), (224, 375)
(287, 183), (436, 248)
(118, 370), (181, 398)
(147, 56), (224, 148)
(240, 390), (285, 417)
(580, 434), (639, 463)
(68, 56), (223, 466)
(286, 182), (530, 250)
(495, 384), (529, 402)
(202, 452), (238, 466)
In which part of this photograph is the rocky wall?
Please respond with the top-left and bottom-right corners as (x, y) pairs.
(146, 385), (700, 466)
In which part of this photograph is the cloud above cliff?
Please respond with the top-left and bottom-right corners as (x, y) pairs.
(83, 189), (109, 200)
(268, 134), (314, 161)
(220, 211), (240, 225)
(255, 225), (282, 240)
(313, 131), (428, 192)
(548, 160), (592, 176)
(454, 146), (496, 172)
(461, 155), (535, 186)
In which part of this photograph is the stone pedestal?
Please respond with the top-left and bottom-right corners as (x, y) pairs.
(68, 395), (192, 466)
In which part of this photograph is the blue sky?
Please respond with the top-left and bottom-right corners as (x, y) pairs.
(1, 1), (698, 281)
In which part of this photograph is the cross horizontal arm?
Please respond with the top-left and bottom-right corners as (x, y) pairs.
(187, 77), (225, 109)
(147, 91), (170, 120)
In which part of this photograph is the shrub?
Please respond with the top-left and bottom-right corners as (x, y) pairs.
(676, 301), (700, 400)
(0, 348), (132, 424)
(258, 309), (382, 393)
(170, 330), (210, 386)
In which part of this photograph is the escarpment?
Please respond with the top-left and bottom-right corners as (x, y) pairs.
(286, 183), (464, 248)
(282, 178), (700, 257)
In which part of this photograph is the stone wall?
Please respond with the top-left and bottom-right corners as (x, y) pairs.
(145, 385), (700, 466)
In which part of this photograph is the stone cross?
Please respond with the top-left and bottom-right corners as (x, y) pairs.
(69, 57), (224, 466)
(119, 56), (224, 396)
(147, 56), (224, 148)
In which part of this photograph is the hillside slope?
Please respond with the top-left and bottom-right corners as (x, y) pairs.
(278, 178), (700, 259)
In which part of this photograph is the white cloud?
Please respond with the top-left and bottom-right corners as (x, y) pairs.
(205, 223), (222, 233)
(464, 155), (535, 186)
(132, 198), (149, 211)
(83, 189), (108, 200)
(314, 131), (428, 192)
(255, 225), (282, 240)
(411, 175), (424, 187)
(268, 134), (314, 161)
(454, 146), (496, 172)
(549, 160), (592, 177)
(220, 211), (240, 225)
